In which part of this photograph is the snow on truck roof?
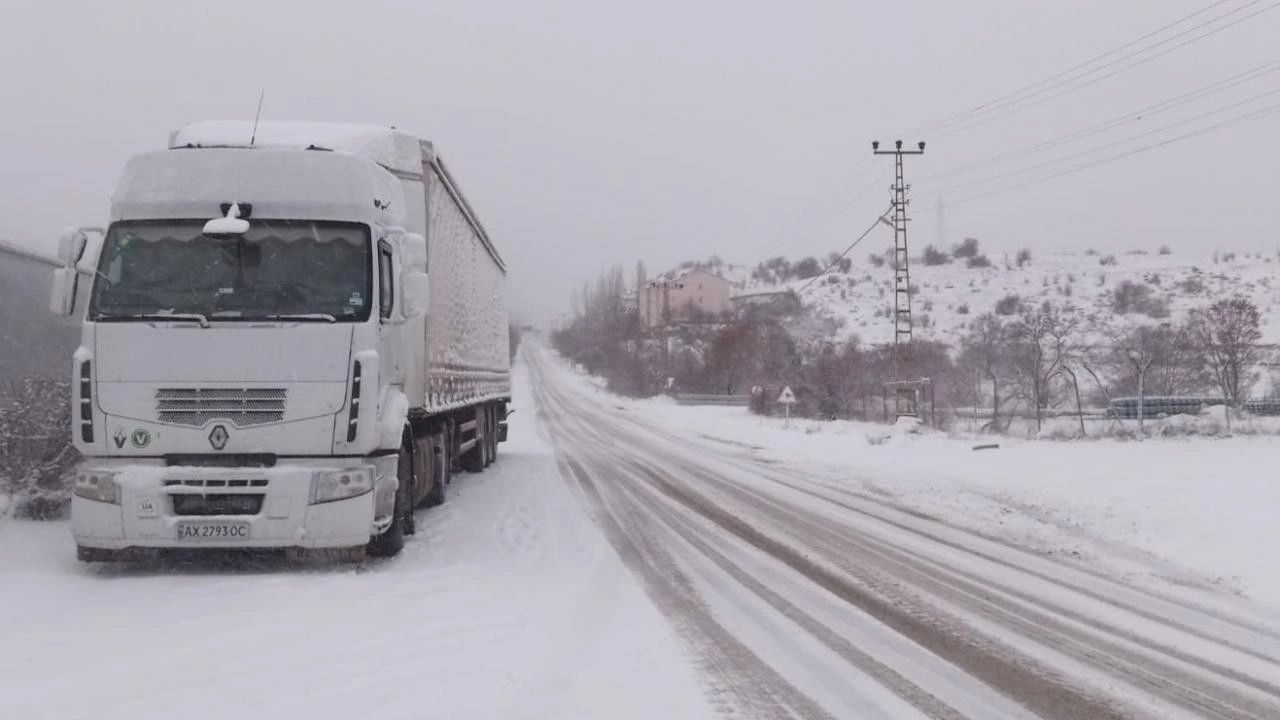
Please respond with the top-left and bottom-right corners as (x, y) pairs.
(169, 121), (430, 176)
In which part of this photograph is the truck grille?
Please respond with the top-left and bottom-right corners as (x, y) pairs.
(156, 388), (287, 427)
(171, 493), (264, 516)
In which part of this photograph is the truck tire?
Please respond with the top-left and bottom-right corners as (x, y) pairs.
(461, 409), (486, 473)
(483, 405), (496, 467)
(368, 437), (411, 558)
(425, 430), (447, 507)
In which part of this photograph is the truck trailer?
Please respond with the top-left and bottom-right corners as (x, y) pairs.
(49, 122), (511, 561)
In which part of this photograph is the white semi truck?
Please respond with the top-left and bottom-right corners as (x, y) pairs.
(49, 122), (511, 561)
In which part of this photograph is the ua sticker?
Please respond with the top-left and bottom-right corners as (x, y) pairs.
(113, 427), (127, 449)
(137, 499), (158, 517)
(130, 429), (151, 449)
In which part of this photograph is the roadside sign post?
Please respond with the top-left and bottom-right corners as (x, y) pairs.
(777, 386), (797, 427)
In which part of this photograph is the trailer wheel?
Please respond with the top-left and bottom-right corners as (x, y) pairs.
(461, 408), (486, 473)
(368, 437), (411, 557)
(425, 429), (448, 506)
(483, 405), (496, 467)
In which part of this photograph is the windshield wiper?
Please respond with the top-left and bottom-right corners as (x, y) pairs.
(100, 312), (211, 328)
(263, 313), (337, 323)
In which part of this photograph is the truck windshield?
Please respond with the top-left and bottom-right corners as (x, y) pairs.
(89, 220), (372, 323)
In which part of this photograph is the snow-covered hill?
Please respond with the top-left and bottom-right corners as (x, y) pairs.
(737, 249), (1280, 346)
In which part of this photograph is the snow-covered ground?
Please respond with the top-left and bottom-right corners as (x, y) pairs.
(556, 358), (1280, 612)
(729, 248), (1280, 346)
(0, 361), (712, 720)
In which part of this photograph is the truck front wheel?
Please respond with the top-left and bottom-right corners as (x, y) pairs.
(368, 437), (412, 558)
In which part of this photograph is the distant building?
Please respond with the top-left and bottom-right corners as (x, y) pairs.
(638, 268), (733, 328)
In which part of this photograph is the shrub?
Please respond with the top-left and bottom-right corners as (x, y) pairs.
(994, 294), (1021, 316)
(956, 303), (970, 315)
(1159, 245), (1172, 255)
(794, 256), (822, 279)
(1177, 276), (1206, 295)
(953, 237), (981, 259)
(966, 254), (992, 269)
(0, 380), (77, 519)
(1111, 280), (1170, 318)
(1015, 248), (1032, 267)
(923, 245), (950, 266)
(1099, 254), (1117, 266)
(867, 253), (885, 268)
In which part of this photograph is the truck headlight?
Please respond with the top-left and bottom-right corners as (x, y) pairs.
(311, 468), (374, 504)
(74, 470), (120, 504)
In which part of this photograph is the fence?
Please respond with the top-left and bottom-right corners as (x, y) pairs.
(1107, 396), (1280, 419)
(674, 393), (751, 407)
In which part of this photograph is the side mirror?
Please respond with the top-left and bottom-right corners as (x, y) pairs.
(58, 227), (89, 267)
(50, 267), (78, 316)
(401, 272), (429, 319)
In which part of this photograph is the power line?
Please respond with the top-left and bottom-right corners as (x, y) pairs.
(900, 0), (1239, 137)
(750, 154), (878, 260)
(766, 164), (886, 262)
(936, 99), (1280, 208)
(924, 0), (1279, 142)
(903, 0), (1275, 142)
(930, 84), (1280, 195)
(918, 58), (1280, 184)
(796, 206), (892, 293)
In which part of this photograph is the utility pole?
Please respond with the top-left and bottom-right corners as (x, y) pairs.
(873, 139), (925, 351)
(873, 139), (928, 420)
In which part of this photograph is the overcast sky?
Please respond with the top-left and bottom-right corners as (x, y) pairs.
(2, 0), (1277, 324)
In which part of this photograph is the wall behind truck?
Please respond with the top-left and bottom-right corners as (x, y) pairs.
(0, 241), (80, 379)
(0, 240), (82, 517)
(422, 160), (511, 413)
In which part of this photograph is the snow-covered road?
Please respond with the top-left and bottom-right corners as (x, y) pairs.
(0, 359), (711, 720)
(525, 345), (1280, 720)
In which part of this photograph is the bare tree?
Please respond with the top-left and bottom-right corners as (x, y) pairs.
(1009, 304), (1065, 433)
(1046, 312), (1085, 436)
(1108, 324), (1163, 434)
(1189, 297), (1262, 407)
(958, 313), (1009, 432)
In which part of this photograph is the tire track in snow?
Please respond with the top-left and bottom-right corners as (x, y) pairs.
(526, 347), (1280, 719)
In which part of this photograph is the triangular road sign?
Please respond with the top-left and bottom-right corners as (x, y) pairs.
(777, 386), (797, 404)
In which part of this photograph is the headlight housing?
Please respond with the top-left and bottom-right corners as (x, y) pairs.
(311, 468), (375, 504)
(74, 470), (120, 504)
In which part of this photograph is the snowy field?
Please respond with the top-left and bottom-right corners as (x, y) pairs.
(557, 360), (1280, 612)
(0, 361), (712, 720)
(723, 248), (1280, 347)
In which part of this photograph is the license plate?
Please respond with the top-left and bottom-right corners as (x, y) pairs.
(175, 521), (250, 541)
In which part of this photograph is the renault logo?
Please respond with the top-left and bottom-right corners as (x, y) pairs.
(208, 425), (230, 451)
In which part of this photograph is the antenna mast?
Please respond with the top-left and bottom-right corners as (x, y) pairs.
(250, 90), (265, 146)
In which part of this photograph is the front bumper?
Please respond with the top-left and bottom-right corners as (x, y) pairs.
(72, 461), (387, 551)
